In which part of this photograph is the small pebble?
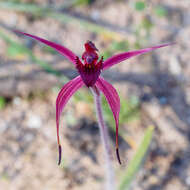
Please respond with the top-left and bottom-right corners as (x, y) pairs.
(27, 115), (42, 129)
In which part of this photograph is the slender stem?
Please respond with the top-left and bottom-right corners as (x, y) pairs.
(91, 87), (115, 190)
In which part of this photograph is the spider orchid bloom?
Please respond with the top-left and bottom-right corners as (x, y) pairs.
(15, 31), (173, 165)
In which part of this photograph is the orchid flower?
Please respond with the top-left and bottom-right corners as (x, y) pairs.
(15, 31), (173, 165)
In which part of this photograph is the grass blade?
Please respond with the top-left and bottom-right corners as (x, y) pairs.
(0, 30), (68, 79)
(119, 125), (154, 190)
(0, 1), (128, 40)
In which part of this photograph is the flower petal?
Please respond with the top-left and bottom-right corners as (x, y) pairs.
(103, 43), (175, 70)
(95, 77), (121, 164)
(15, 30), (77, 64)
(56, 76), (84, 164)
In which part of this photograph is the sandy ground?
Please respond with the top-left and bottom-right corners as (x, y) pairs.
(0, 0), (190, 189)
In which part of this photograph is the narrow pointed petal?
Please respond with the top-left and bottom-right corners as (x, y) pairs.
(56, 76), (84, 164)
(95, 77), (121, 164)
(14, 30), (77, 64)
(103, 43), (175, 70)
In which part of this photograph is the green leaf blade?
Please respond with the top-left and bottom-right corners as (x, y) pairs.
(119, 126), (154, 190)
(0, 97), (6, 109)
(135, 1), (146, 11)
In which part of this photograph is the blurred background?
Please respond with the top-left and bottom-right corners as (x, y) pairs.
(0, 0), (190, 190)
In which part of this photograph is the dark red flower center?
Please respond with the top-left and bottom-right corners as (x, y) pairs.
(76, 41), (103, 87)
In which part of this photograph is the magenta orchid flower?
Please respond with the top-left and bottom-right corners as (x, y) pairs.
(15, 31), (173, 165)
